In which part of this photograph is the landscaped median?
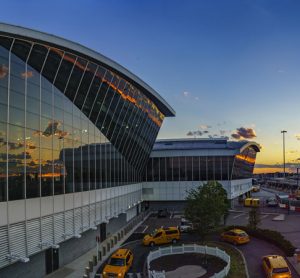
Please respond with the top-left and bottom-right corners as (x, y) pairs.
(206, 242), (248, 278)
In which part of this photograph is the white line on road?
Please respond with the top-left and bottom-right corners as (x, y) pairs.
(260, 214), (269, 219)
(142, 225), (148, 233)
(233, 213), (246, 219)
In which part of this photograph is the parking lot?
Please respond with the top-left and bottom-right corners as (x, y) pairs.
(95, 185), (300, 277)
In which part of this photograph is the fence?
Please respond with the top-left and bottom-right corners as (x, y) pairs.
(86, 210), (151, 278)
(147, 244), (231, 278)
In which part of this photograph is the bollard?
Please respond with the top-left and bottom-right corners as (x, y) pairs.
(98, 250), (102, 261)
(88, 260), (93, 272)
(114, 235), (117, 244)
(102, 246), (106, 257)
(93, 255), (97, 266)
(117, 232), (121, 241)
(85, 267), (90, 277)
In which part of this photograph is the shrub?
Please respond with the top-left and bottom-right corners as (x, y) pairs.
(224, 225), (296, 257)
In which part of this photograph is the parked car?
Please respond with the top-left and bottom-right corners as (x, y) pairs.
(102, 248), (133, 278)
(143, 227), (180, 246)
(266, 197), (278, 207)
(180, 218), (193, 232)
(262, 255), (291, 278)
(244, 198), (260, 207)
(157, 209), (169, 218)
(220, 229), (250, 245)
(252, 185), (260, 192)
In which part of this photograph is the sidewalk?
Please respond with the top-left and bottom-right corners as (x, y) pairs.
(46, 212), (151, 278)
(287, 257), (300, 276)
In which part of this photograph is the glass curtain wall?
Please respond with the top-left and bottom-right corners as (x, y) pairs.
(0, 34), (163, 202)
(145, 156), (236, 182)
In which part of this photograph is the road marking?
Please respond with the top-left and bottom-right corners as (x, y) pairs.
(142, 225), (148, 233)
(233, 213), (246, 219)
(260, 214), (269, 219)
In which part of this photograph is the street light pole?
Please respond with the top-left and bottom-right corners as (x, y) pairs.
(281, 130), (287, 178)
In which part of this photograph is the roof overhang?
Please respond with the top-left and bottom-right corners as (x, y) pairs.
(240, 141), (261, 153)
(0, 22), (175, 117)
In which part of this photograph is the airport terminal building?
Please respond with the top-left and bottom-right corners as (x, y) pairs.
(0, 23), (175, 277)
(142, 139), (260, 209)
(0, 23), (260, 278)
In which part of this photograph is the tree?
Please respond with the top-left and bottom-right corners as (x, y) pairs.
(247, 207), (261, 230)
(184, 181), (230, 243)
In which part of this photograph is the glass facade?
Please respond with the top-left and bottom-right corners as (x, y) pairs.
(144, 148), (257, 182)
(0, 35), (165, 202)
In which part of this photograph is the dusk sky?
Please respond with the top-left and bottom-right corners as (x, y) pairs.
(1, 0), (300, 172)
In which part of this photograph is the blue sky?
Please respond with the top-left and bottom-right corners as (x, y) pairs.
(1, 0), (300, 169)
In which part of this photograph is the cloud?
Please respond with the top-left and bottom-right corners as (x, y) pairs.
(217, 121), (227, 126)
(295, 134), (300, 140)
(199, 124), (212, 129)
(277, 69), (285, 73)
(181, 91), (200, 101)
(220, 130), (227, 135)
(287, 150), (298, 154)
(231, 127), (256, 140)
(186, 130), (203, 137)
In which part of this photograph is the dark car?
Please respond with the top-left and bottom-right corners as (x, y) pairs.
(266, 197), (278, 207)
(157, 209), (169, 218)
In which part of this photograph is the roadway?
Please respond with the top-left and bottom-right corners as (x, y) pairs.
(96, 205), (300, 277)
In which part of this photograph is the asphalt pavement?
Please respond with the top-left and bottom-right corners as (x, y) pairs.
(237, 237), (299, 278)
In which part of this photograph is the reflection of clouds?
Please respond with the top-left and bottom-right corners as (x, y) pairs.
(8, 142), (24, 150)
(34, 120), (69, 139)
(21, 71), (33, 78)
(0, 64), (8, 79)
(0, 152), (32, 160)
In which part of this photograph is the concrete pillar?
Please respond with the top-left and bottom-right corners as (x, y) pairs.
(88, 261), (93, 272)
(107, 242), (110, 252)
(117, 232), (121, 241)
(121, 230), (124, 238)
(93, 255), (97, 266)
(110, 238), (114, 248)
(114, 235), (117, 244)
(85, 267), (90, 277)
(98, 250), (102, 261)
(102, 246), (106, 256)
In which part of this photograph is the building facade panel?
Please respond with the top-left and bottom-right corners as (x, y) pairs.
(0, 24), (173, 275)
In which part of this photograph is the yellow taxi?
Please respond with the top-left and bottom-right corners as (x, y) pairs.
(102, 248), (133, 278)
(262, 255), (292, 278)
(220, 229), (250, 245)
(143, 226), (180, 246)
(244, 198), (260, 207)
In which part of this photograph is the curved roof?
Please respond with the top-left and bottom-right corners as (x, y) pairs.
(153, 138), (261, 153)
(0, 22), (175, 117)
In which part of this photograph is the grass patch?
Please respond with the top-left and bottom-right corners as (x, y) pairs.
(206, 241), (247, 278)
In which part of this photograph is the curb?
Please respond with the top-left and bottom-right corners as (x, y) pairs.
(219, 242), (250, 278)
(232, 245), (250, 278)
